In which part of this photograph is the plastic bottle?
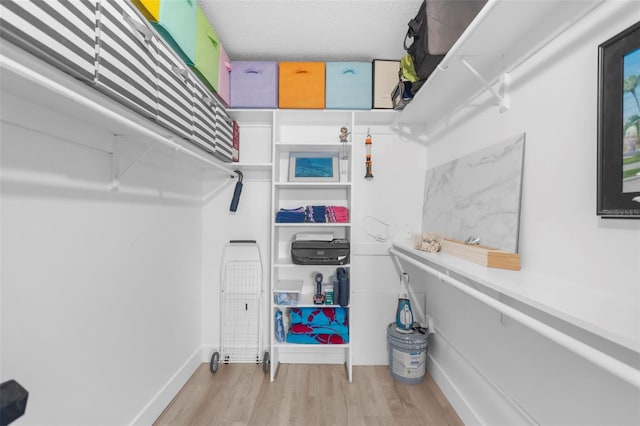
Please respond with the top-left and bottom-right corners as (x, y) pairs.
(395, 273), (414, 332)
(337, 267), (349, 307)
(275, 310), (285, 342)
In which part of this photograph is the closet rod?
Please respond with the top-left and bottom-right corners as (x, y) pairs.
(0, 54), (236, 178)
(389, 248), (640, 389)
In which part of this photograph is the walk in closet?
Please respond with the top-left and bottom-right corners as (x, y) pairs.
(1, 1), (639, 425)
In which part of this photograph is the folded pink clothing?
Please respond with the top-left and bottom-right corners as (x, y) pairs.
(328, 217), (349, 223)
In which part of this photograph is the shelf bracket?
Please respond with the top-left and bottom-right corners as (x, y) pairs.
(459, 57), (510, 113)
(202, 173), (238, 203)
(109, 135), (155, 192)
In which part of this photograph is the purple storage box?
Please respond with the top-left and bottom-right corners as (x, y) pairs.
(230, 61), (278, 108)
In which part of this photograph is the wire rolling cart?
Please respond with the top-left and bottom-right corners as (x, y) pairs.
(210, 240), (269, 374)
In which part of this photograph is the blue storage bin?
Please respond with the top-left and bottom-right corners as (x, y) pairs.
(230, 61), (278, 108)
(152, 0), (196, 65)
(325, 62), (372, 110)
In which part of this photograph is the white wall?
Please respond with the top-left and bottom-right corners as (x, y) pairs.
(411, 2), (640, 425)
(350, 125), (427, 364)
(426, 2), (640, 301)
(1, 92), (204, 425)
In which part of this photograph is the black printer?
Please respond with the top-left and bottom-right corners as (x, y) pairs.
(291, 239), (350, 265)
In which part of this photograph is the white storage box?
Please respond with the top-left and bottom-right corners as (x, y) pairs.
(273, 279), (303, 306)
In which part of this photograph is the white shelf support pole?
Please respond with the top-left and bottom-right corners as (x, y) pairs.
(459, 57), (510, 113)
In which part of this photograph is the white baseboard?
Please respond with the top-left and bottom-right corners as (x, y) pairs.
(426, 327), (536, 426)
(129, 348), (202, 426)
(201, 345), (217, 363)
(427, 353), (481, 425)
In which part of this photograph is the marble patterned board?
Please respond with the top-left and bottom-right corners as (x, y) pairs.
(422, 134), (525, 253)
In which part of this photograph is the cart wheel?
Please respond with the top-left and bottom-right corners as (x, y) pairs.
(262, 351), (270, 374)
(210, 351), (220, 374)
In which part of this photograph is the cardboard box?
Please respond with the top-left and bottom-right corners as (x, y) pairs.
(373, 59), (400, 109)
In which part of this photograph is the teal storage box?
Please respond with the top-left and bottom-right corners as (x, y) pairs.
(152, 0), (196, 65)
(325, 62), (372, 109)
(190, 5), (220, 92)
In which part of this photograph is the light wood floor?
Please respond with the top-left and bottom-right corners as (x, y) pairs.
(154, 363), (463, 426)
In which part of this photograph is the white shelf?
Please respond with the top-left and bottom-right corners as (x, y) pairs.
(273, 260), (351, 268)
(0, 41), (235, 179)
(275, 109), (353, 125)
(230, 109), (398, 125)
(272, 343), (349, 349)
(226, 162), (273, 173)
(228, 109), (274, 124)
(395, 0), (603, 130)
(275, 141), (351, 153)
(273, 290), (349, 308)
(390, 240), (639, 355)
(274, 303), (348, 309)
(274, 182), (350, 189)
(274, 222), (350, 227)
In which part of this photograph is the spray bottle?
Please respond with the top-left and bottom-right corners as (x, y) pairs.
(395, 272), (414, 333)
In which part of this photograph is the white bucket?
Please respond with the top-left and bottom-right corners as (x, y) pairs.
(386, 323), (429, 384)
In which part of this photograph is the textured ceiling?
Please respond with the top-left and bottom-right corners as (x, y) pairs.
(198, 0), (423, 62)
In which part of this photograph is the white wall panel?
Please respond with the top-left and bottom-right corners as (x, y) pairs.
(417, 2), (640, 425)
(1, 95), (203, 425)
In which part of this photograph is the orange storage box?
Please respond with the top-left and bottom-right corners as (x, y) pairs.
(279, 62), (325, 109)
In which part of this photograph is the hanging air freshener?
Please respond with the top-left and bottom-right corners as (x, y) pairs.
(364, 128), (373, 179)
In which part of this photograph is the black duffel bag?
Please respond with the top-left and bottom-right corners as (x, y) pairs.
(403, 0), (445, 83)
(403, 0), (487, 82)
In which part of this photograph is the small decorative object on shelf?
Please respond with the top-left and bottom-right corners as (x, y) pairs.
(464, 236), (481, 245)
(364, 128), (374, 179)
(324, 284), (334, 305)
(339, 126), (350, 143)
(415, 231), (443, 253)
(339, 126), (350, 181)
(440, 238), (521, 270)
